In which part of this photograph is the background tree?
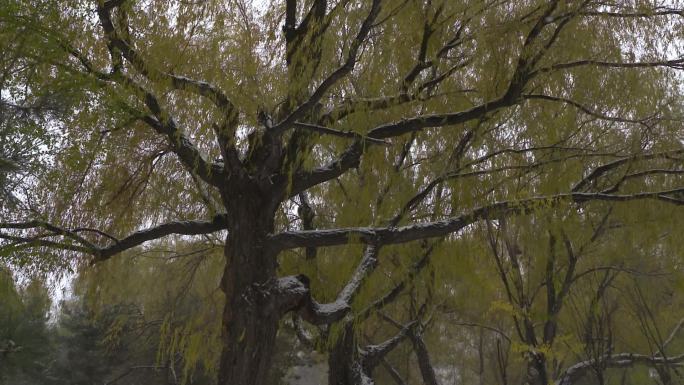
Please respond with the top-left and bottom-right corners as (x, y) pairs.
(2, 1), (684, 385)
(0, 269), (52, 384)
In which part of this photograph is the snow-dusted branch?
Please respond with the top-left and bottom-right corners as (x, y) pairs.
(558, 316), (684, 384)
(558, 352), (684, 385)
(271, 190), (684, 250)
(275, 244), (380, 325)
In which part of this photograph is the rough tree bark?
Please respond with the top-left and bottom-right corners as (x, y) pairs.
(217, 181), (281, 384)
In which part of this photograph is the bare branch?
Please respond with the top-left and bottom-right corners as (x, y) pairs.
(337, 244), (381, 305)
(409, 328), (441, 385)
(0, 214), (229, 263)
(366, 95), (516, 139)
(363, 320), (417, 370)
(573, 149), (684, 192)
(662, 318), (684, 351)
(319, 93), (415, 126)
(289, 95), (516, 196)
(532, 57), (684, 78)
(0, 220), (96, 249)
(292, 122), (390, 145)
(356, 244), (434, 322)
(96, 214), (229, 262)
(559, 352), (684, 385)
(271, 189), (684, 250)
(139, 115), (224, 186)
(96, 3), (234, 184)
(380, 358), (409, 385)
(274, 275), (350, 325)
(272, 0), (383, 133)
(97, 2), (236, 112)
(523, 94), (658, 125)
(289, 0), (569, 195)
(579, 8), (684, 19)
(0, 234), (93, 254)
(289, 141), (364, 197)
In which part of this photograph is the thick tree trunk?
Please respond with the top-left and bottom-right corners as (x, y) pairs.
(217, 183), (281, 385)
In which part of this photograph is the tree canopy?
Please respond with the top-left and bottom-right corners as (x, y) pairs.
(1, 0), (684, 384)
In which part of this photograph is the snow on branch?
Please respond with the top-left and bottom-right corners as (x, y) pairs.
(271, 189), (684, 250)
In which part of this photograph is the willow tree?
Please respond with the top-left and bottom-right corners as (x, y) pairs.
(2, 0), (684, 384)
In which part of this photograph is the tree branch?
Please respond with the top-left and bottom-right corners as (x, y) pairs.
(95, 214), (229, 262)
(271, 189), (684, 250)
(531, 57), (684, 78)
(572, 149), (684, 192)
(274, 275), (350, 325)
(380, 358), (409, 385)
(292, 122), (389, 145)
(662, 318), (684, 350)
(288, 0), (567, 195)
(275, 244), (380, 325)
(0, 220), (96, 249)
(272, 0), (383, 133)
(408, 328), (440, 385)
(363, 320), (417, 370)
(578, 8), (684, 19)
(0, 214), (229, 263)
(139, 115), (224, 186)
(96, 3), (234, 184)
(559, 352), (684, 385)
(523, 94), (659, 126)
(356, 244), (434, 322)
